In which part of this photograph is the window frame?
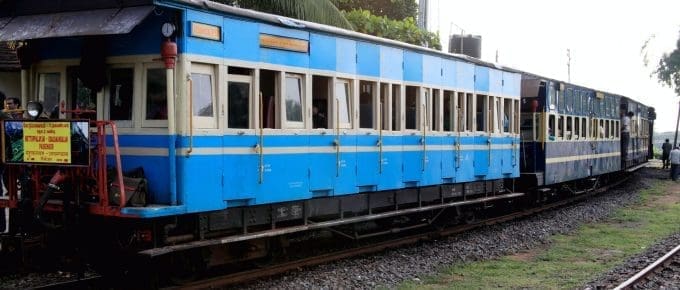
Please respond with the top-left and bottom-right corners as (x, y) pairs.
(189, 62), (218, 129)
(106, 64), (136, 128)
(283, 73), (305, 129)
(226, 74), (253, 130)
(334, 78), (353, 129)
(141, 63), (169, 128)
(36, 68), (66, 120)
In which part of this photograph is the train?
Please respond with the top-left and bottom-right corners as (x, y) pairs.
(0, 0), (654, 279)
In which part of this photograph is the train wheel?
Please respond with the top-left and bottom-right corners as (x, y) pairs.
(166, 249), (207, 285)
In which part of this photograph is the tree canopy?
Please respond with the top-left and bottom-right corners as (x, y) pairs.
(654, 33), (680, 96)
(213, 0), (440, 51)
(335, 0), (418, 20)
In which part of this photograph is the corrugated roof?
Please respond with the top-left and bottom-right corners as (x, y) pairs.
(0, 42), (19, 72)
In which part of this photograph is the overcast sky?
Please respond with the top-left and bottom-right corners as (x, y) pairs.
(427, 0), (680, 132)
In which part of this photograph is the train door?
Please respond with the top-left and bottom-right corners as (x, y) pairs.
(473, 94), (489, 177)
(308, 75), (334, 194)
(402, 86), (423, 184)
(223, 68), (257, 202)
(356, 80), (379, 188)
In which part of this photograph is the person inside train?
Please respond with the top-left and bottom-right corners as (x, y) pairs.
(312, 105), (327, 129)
(4, 97), (22, 119)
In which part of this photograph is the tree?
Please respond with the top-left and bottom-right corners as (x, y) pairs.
(654, 33), (680, 96)
(211, 0), (440, 50)
(214, 0), (353, 30)
(335, 0), (418, 21)
(343, 9), (441, 50)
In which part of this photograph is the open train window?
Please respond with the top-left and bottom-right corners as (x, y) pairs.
(405, 86), (419, 130)
(260, 69), (279, 129)
(466, 93), (474, 132)
(359, 80), (376, 129)
(581, 117), (587, 139)
(227, 68), (253, 129)
(67, 66), (98, 119)
(391, 84), (401, 131)
(431, 89), (440, 131)
(284, 73), (304, 128)
(443, 90), (454, 132)
(107, 66), (134, 127)
(566, 116), (573, 140)
(557, 115), (564, 140)
(190, 63), (217, 129)
(503, 98), (511, 133)
(513, 99), (520, 134)
(548, 114), (556, 140)
(379, 83), (390, 130)
(574, 117), (580, 140)
(475, 94), (487, 132)
(312, 75), (331, 129)
(456, 92), (465, 132)
(335, 79), (352, 129)
(37, 72), (62, 119)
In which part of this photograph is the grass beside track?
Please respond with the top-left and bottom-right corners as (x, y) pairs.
(400, 171), (680, 289)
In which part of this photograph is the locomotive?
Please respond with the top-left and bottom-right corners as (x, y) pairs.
(0, 0), (653, 277)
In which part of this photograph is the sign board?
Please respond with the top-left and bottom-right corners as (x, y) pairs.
(259, 34), (308, 53)
(191, 22), (221, 41)
(3, 120), (90, 166)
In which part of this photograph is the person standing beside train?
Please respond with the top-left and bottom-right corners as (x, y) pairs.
(662, 139), (672, 169)
(4, 97), (22, 119)
(670, 147), (680, 181)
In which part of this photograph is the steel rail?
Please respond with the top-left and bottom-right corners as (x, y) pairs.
(614, 244), (680, 290)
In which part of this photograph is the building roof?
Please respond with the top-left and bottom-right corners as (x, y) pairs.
(0, 42), (19, 72)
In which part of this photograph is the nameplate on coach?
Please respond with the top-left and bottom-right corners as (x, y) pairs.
(191, 22), (221, 41)
(259, 34), (308, 53)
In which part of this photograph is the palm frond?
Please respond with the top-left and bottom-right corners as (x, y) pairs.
(234, 0), (353, 30)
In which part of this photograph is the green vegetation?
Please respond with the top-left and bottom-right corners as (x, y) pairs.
(212, 0), (441, 50)
(343, 9), (441, 50)
(399, 179), (680, 289)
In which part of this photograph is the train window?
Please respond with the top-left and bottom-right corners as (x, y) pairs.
(359, 80), (375, 129)
(38, 72), (61, 119)
(466, 93), (474, 131)
(227, 73), (252, 129)
(566, 116), (573, 140)
(312, 75), (331, 129)
(598, 119), (605, 139)
(405, 86), (418, 130)
(285, 74), (304, 128)
(67, 67), (98, 118)
(457, 92), (465, 132)
(443, 91), (454, 132)
(475, 95), (486, 132)
(391, 84), (401, 131)
(108, 67), (134, 126)
(142, 65), (168, 127)
(503, 98), (511, 133)
(514, 99), (520, 134)
(581, 117), (587, 139)
(548, 114), (556, 140)
(605, 120), (610, 138)
(432, 89), (441, 131)
(260, 69), (279, 129)
(380, 83), (389, 130)
(574, 117), (580, 140)
(557, 115), (564, 139)
(335, 79), (352, 129)
(190, 63), (217, 129)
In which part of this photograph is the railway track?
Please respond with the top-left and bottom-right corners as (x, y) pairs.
(614, 244), (680, 290)
(164, 174), (633, 289)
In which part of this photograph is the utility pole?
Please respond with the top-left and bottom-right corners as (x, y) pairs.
(566, 49), (571, 82)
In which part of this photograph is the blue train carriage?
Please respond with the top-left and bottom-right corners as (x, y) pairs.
(0, 0), (521, 259)
(519, 73), (625, 188)
(619, 97), (653, 169)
